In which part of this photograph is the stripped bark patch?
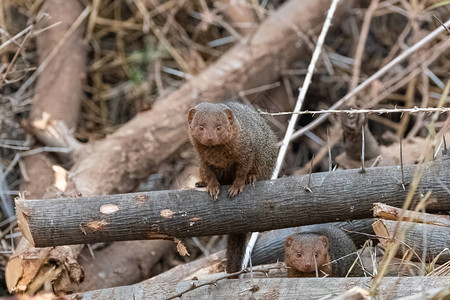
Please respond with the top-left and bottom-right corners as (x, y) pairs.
(86, 220), (108, 232)
(134, 193), (149, 205)
(161, 209), (174, 219)
(174, 238), (190, 256)
(52, 165), (68, 191)
(100, 204), (119, 214)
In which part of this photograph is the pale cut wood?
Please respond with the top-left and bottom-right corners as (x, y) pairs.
(73, 276), (450, 300)
(372, 219), (450, 264)
(373, 202), (450, 227)
(331, 287), (370, 300)
(16, 159), (450, 247)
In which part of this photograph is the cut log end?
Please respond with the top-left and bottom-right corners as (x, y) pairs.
(371, 219), (390, 248)
(16, 201), (35, 247)
(5, 256), (23, 293)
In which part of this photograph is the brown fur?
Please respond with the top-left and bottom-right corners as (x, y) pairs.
(188, 102), (277, 198)
(188, 102), (278, 274)
(285, 234), (332, 277)
(284, 225), (362, 277)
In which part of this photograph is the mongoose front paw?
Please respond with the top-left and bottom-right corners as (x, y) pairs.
(206, 183), (220, 200)
(228, 183), (245, 197)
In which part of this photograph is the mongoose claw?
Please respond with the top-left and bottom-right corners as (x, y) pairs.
(228, 184), (245, 197)
(246, 174), (257, 185)
(206, 184), (220, 200)
(195, 181), (207, 188)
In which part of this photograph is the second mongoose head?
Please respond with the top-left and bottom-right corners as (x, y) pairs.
(285, 233), (330, 273)
(188, 102), (236, 146)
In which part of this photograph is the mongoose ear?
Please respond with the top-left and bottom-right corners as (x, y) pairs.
(224, 108), (234, 124)
(285, 236), (293, 247)
(188, 108), (196, 124)
(319, 236), (328, 249)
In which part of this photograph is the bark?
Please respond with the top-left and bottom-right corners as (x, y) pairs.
(20, 153), (57, 199)
(397, 287), (450, 300)
(29, 0), (85, 130)
(16, 159), (450, 247)
(372, 219), (450, 264)
(216, 0), (256, 36)
(72, 276), (450, 299)
(373, 202), (450, 227)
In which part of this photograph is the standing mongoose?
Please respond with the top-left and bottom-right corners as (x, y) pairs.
(285, 225), (362, 277)
(188, 101), (278, 274)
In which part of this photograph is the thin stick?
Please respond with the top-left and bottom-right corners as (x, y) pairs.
(165, 265), (284, 300)
(0, 31), (31, 86)
(0, 24), (33, 51)
(306, 154), (314, 193)
(400, 138), (405, 190)
(0, 165), (14, 217)
(349, 0), (379, 100)
(360, 124), (365, 173)
(289, 18), (450, 142)
(242, 0), (341, 270)
(327, 128), (332, 172)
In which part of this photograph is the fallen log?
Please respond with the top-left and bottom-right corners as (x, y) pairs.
(73, 276), (450, 300)
(75, 240), (173, 292)
(373, 202), (450, 227)
(372, 219), (450, 264)
(16, 159), (450, 247)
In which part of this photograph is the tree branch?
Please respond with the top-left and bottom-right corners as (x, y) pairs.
(16, 159), (450, 247)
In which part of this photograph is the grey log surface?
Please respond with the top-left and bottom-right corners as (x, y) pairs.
(73, 276), (450, 300)
(16, 159), (450, 247)
(373, 219), (450, 264)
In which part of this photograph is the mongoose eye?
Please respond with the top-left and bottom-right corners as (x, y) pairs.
(199, 125), (204, 130)
(297, 252), (302, 257)
(217, 125), (221, 130)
